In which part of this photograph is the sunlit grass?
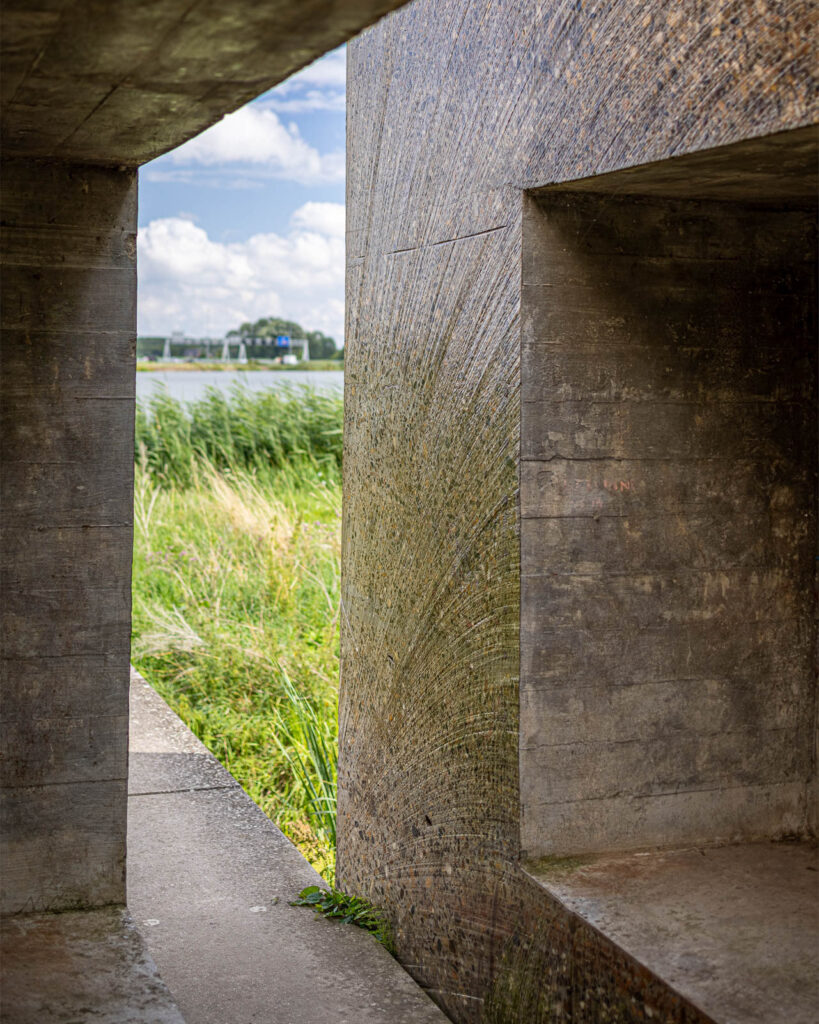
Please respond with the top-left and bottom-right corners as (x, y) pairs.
(131, 388), (342, 879)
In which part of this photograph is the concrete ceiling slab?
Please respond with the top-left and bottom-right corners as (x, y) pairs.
(0, 0), (409, 165)
(538, 124), (819, 203)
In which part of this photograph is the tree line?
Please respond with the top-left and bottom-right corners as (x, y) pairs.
(227, 317), (342, 361)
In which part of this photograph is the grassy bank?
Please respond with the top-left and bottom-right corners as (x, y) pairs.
(132, 387), (343, 878)
(137, 360), (342, 372)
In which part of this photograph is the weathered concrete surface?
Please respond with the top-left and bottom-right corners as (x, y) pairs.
(0, 158), (137, 915)
(526, 841), (819, 1024)
(128, 670), (451, 1024)
(521, 182), (817, 858)
(341, 1), (818, 1020)
(0, 905), (184, 1024)
(0, 0), (411, 165)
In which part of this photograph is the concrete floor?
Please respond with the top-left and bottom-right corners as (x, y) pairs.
(127, 670), (450, 1024)
(0, 905), (184, 1023)
(527, 839), (819, 1024)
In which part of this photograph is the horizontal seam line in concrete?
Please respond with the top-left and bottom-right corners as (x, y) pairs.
(519, 455), (806, 462)
(519, 455), (805, 463)
(521, 675), (802, 690)
(521, 725), (800, 750)
(1, 328), (133, 336)
(0, 524), (134, 531)
(524, 252), (800, 264)
(521, 398), (808, 406)
(384, 224), (507, 254)
(1, 258), (133, 266)
(2, 776), (127, 789)
(3, 460), (132, 466)
(0, 655), (127, 661)
(520, 513), (784, 521)
(521, 615), (800, 625)
(128, 784), (239, 797)
(1, 397), (134, 404)
(0, 395), (136, 401)
(1, 223), (134, 230)
(1, 258), (134, 266)
(0, 329), (135, 338)
(1, 712), (128, 720)
(527, 779), (803, 808)
(4, 589), (128, 598)
(525, 675), (805, 690)
(521, 564), (798, 572)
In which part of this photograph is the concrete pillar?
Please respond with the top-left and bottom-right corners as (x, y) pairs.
(1, 159), (137, 914)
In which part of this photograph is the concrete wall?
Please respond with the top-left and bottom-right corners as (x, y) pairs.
(0, 159), (137, 914)
(521, 189), (817, 857)
(339, 1), (817, 1019)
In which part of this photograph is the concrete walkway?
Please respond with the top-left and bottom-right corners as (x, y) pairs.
(127, 670), (450, 1024)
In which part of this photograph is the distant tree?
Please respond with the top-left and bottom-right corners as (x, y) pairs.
(305, 330), (337, 360)
(227, 316), (337, 359)
(244, 317), (304, 340)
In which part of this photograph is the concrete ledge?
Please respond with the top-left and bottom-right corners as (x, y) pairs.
(526, 840), (819, 1024)
(127, 669), (451, 1024)
(0, 905), (184, 1024)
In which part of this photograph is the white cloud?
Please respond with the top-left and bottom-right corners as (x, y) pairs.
(262, 90), (346, 115)
(290, 202), (345, 238)
(260, 46), (346, 114)
(154, 106), (344, 185)
(277, 47), (346, 91)
(137, 203), (345, 343)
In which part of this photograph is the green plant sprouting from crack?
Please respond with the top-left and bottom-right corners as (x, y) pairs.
(291, 885), (394, 952)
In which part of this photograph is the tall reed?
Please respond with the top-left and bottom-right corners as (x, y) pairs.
(136, 383), (343, 486)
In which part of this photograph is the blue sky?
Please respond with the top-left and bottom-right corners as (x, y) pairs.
(137, 47), (346, 344)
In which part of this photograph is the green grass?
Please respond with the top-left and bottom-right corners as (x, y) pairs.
(131, 387), (343, 879)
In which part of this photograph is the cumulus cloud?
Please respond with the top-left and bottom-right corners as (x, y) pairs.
(261, 46), (346, 114)
(262, 90), (346, 115)
(141, 47), (346, 186)
(290, 47), (346, 89)
(290, 201), (345, 238)
(137, 203), (345, 342)
(148, 106), (343, 185)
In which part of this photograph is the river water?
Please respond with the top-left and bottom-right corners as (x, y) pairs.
(136, 369), (344, 405)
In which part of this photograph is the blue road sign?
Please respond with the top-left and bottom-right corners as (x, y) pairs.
(276, 335), (290, 347)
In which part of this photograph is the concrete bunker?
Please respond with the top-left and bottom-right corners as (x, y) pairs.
(520, 126), (818, 858)
(1, 0), (818, 1021)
